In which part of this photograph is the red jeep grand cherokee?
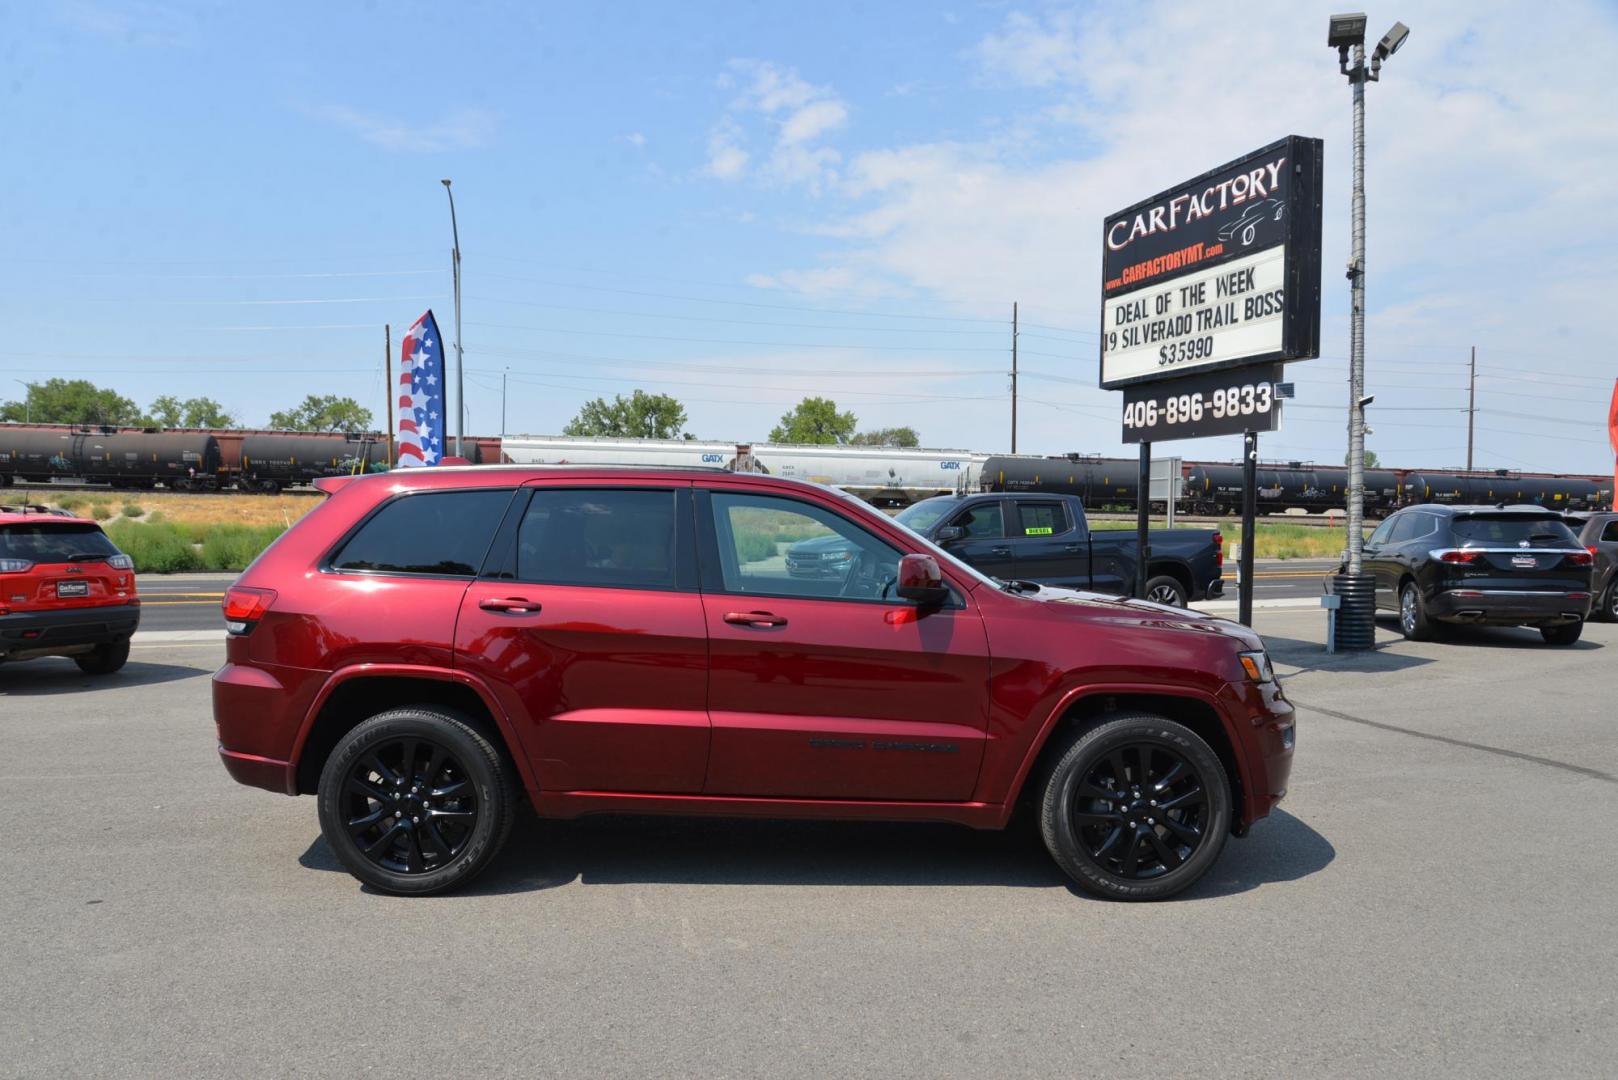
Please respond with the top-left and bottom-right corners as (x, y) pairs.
(213, 467), (1293, 900)
(1, 505), (139, 674)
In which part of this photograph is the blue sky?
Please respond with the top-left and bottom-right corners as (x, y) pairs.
(7, 0), (1617, 475)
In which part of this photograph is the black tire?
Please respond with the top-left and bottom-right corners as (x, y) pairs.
(1142, 575), (1188, 608)
(317, 707), (518, 896)
(1541, 621), (1583, 646)
(1399, 580), (1434, 641)
(1038, 714), (1231, 901)
(1601, 581), (1618, 623)
(74, 638), (129, 675)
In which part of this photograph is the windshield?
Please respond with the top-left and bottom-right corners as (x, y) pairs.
(0, 522), (120, 562)
(1453, 515), (1577, 546)
(894, 497), (956, 534)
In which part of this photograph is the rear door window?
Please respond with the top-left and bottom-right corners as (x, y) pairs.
(1014, 501), (1068, 537)
(331, 489), (513, 576)
(1452, 516), (1577, 547)
(1604, 521), (1618, 543)
(515, 488), (683, 589)
(0, 522), (119, 563)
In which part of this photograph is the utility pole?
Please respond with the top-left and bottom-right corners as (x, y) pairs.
(501, 367), (508, 439)
(1466, 345), (1476, 470)
(440, 179), (465, 458)
(383, 324), (393, 468)
(1010, 302), (1019, 454)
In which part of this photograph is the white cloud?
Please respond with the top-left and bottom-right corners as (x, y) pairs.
(623, 132), (647, 149)
(310, 105), (497, 152)
(702, 60), (850, 191)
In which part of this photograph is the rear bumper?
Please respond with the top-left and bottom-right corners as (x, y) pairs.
(218, 746), (297, 795)
(0, 603), (140, 658)
(1428, 588), (1590, 626)
(1200, 577), (1225, 600)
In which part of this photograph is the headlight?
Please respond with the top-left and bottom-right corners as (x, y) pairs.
(1238, 650), (1274, 683)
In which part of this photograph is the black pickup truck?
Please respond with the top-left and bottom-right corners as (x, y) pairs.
(886, 492), (1224, 606)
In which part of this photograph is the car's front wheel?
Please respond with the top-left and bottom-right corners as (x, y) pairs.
(1541, 621), (1583, 646)
(74, 639), (129, 675)
(317, 707), (519, 896)
(1039, 714), (1231, 901)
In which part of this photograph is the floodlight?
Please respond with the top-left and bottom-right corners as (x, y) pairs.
(1374, 21), (1410, 59)
(1327, 13), (1368, 48)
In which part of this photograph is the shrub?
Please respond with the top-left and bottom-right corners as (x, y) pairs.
(199, 525), (285, 572)
(121, 502), (145, 518)
(55, 495), (88, 512)
(104, 520), (200, 573)
(90, 501), (113, 521)
(733, 530), (778, 564)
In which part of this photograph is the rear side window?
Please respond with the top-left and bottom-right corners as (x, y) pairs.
(331, 490), (512, 576)
(516, 489), (679, 589)
(1015, 502), (1067, 536)
(1452, 516), (1577, 547)
(1604, 521), (1618, 543)
(0, 522), (119, 562)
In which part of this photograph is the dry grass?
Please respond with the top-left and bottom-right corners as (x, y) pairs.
(53, 490), (324, 528)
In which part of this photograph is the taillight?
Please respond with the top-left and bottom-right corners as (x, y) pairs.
(1564, 550), (1594, 567)
(107, 554), (134, 570)
(0, 558), (33, 573)
(1212, 533), (1224, 567)
(1435, 549), (1481, 564)
(222, 586), (277, 635)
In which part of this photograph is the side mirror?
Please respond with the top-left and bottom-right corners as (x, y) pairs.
(896, 553), (949, 606)
(934, 525), (965, 543)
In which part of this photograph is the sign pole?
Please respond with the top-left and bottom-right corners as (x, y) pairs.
(1239, 430), (1258, 626)
(1136, 442), (1151, 599)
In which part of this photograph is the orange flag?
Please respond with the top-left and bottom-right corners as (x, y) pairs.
(1609, 379), (1618, 509)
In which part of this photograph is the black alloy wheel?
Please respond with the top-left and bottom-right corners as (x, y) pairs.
(341, 738), (479, 875)
(317, 707), (517, 895)
(1606, 582), (1618, 623)
(1039, 714), (1231, 901)
(1069, 742), (1208, 880)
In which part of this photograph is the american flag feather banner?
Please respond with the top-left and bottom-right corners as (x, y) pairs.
(396, 309), (446, 467)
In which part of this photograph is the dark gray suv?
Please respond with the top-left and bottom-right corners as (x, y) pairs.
(1564, 512), (1618, 622)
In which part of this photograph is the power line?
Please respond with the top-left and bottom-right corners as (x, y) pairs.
(460, 310), (1005, 352)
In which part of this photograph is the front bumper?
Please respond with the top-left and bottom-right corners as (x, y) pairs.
(1427, 588), (1589, 627)
(0, 603), (140, 659)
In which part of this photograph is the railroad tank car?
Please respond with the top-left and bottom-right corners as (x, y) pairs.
(238, 434), (387, 491)
(1308, 467), (1401, 514)
(77, 431), (221, 488)
(980, 455), (1141, 507)
(0, 427), (81, 482)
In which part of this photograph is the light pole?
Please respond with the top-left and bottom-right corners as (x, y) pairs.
(1328, 12), (1408, 648)
(440, 178), (465, 459)
(11, 380), (29, 423)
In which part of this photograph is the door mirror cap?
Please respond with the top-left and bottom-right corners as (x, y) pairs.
(935, 525), (965, 543)
(896, 553), (949, 606)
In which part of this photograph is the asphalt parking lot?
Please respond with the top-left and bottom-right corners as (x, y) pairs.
(4, 609), (1616, 1078)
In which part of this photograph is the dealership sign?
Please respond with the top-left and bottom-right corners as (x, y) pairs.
(1099, 135), (1324, 390)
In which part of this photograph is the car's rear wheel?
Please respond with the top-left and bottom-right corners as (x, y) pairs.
(1602, 582), (1618, 623)
(1143, 575), (1188, 607)
(1399, 581), (1434, 641)
(74, 639), (129, 675)
(317, 707), (518, 896)
(1038, 714), (1231, 901)
(1541, 621), (1583, 646)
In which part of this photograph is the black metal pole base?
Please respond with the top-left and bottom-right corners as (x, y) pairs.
(1332, 571), (1376, 650)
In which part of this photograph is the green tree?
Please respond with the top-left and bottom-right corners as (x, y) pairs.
(849, 426), (920, 448)
(0, 379), (143, 426)
(1346, 449), (1381, 468)
(562, 390), (688, 439)
(269, 395), (373, 432)
(148, 395), (237, 428)
(769, 396), (857, 444)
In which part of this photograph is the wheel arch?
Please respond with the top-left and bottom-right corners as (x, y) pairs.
(1007, 686), (1252, 834)
(1145, 559), (1194, 599)
(291, 666), (537, 797)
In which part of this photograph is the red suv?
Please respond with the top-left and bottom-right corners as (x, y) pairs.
(213, 468), (1294, 900)
(1, 505), (139, 674)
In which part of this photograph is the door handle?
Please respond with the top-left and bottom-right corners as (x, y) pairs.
(1063, 543), (1083, 553)
(990, 545), (1012, 556)
(724, 610), (788, 628)
(479, 596), (542, 614)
